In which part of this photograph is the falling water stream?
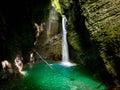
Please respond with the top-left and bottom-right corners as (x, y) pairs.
(62, 16), (69, 62)
(61, 15), (76, 66)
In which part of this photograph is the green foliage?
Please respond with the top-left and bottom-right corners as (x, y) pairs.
(92, 25), (120, 62)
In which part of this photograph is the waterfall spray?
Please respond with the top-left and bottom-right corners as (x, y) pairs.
(61, 15), (76, 67)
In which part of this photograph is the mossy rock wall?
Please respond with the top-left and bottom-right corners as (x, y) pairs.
(82, 0), (120, 80)
(56, 0), (120, 84)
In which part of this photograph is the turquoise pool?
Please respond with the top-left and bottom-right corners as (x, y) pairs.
(22, 61), (108, 90)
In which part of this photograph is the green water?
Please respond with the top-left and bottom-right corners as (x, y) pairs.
(22, 61), (108, 90)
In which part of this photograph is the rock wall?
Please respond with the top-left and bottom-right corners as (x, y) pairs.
(83, 0), (120, 33)
(82, 0), (120, 81)
(34, 6), (62, 61)
(55, 0), (120, 85)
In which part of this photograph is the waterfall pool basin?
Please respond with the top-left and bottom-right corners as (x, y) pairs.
(22, 61), (108, 90)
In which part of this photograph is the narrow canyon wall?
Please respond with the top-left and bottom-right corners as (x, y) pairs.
(54, 0), (120, 85)
(82, 0), (120, 81)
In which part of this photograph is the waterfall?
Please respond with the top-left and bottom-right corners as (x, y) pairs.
(62, 16), (69, 62)
(61, 15), (76, 67)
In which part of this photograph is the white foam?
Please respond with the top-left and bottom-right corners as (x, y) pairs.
(61, 62), (76, 67)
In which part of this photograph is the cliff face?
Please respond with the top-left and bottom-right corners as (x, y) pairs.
(83, 0), (120, 32)
(82, 0), (120, 81)
(55, 0), (120, 85)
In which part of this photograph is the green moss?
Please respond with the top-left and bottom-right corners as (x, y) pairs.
(93, 25), (120, 51)
(92, 25), (120, 76)
(68, 30), (82, 52)
(52, 0), (61, 14)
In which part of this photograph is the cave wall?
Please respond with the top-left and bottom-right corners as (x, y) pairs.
(82, 0), (120, 81)
(0, 0), (51, 63)
(54, 0), (120, 85)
